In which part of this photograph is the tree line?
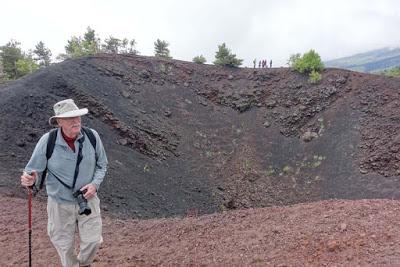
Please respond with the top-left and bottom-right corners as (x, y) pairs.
(0, 26), (325, 83)
(0, 27), (247, 82)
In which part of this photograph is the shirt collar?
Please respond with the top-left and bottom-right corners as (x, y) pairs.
(55, 127), (84, 146)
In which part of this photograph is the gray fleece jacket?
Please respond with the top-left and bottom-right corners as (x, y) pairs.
(24, 127), (108, 204)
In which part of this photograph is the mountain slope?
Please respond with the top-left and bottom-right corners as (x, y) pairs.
(1, 54), (400, 218)
(325, 47), (400, 73)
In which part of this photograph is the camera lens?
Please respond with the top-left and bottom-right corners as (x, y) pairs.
(75, 190), (92, 216)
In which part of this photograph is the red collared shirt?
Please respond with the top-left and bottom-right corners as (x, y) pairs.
(61, 130), (76, 152)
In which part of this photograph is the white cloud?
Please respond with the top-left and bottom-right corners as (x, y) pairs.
(1, 0), (400, 67)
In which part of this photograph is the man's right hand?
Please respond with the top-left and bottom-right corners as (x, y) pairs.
(21, 170), (37, 187)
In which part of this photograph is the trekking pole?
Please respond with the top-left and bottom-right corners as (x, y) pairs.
(28, 186), (32, 267)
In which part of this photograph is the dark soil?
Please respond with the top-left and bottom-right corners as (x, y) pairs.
(1, 54), (400, 218)
(2, 54), (400, 265)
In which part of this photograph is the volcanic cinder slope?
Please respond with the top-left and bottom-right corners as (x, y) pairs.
(1, 54), (400, 219)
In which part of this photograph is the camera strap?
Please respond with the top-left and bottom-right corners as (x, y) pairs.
(71, 136), (85, 191)
(47, 134), (85, 191)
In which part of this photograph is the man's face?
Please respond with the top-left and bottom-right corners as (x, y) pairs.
(57, 116), (81, 137)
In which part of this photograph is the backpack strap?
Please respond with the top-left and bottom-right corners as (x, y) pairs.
(39, 128), (58, 189)
(82, 126), (97, 155)
(38, 127), (97, 190)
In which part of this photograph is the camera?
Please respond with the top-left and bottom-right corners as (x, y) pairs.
(73, 189), (92, 216)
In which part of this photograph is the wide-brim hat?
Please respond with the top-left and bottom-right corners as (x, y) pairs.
(49, 99), (88, 126)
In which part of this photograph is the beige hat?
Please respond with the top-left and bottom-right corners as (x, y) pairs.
(49, 99), (88, 126)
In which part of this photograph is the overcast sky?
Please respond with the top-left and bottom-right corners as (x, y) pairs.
(2, 0), (400, 67)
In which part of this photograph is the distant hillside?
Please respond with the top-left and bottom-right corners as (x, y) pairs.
(325, 47), (400, 73)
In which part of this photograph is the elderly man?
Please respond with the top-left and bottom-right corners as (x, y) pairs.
(20, 99), (108, 267)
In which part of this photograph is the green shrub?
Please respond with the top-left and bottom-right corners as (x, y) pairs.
(309, 70), (322, 84)
(193, 55), (206, 64)
(293, 49), (324, 74)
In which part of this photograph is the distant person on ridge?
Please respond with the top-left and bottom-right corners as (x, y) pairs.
(259, 60), (262, 68)
(20, 99), (108, 267)
(270, 59), (272, 68)
(253, 58), (257, 68)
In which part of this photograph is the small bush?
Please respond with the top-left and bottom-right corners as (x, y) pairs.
(309, 70), (322, 84)
(293, 49), (324, 74)
(287, 53), (301, 67)
(193, 55), (206, 64)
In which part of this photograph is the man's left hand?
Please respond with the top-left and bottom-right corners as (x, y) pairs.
(81, 183), (97, 199)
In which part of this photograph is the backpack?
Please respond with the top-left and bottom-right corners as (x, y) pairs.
(38, 126), (97, 190)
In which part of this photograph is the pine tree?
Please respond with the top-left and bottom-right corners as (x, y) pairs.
(101, 37), (139, 55)
(0, 40), (24, 79)
(63, 36), (84, 58)
(0, 58), (6, 83)
(154, 39), (171, 58)
(82, 26), (100, 54)
(102, 36), (121, 53)
(16, 53), (39, 78)
(120, 39), (139, 54)
(213, 43), (242, 67)
(0, 40), (39, 79)
(127, 39), (139, 55)
(33, 41), (52, 67)
(62, 27), (100, 59)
